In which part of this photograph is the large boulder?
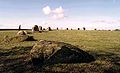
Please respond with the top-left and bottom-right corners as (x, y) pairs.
(39, 26), (42, 31)
(56, 27), (59, 30)
(32, 25), (39, 32)
(66, 28), (69, 30)
(47, 27), (52, 31)
(30, 40), (95, 66)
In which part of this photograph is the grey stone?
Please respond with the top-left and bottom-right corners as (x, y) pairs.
(30, 40), (95, 66)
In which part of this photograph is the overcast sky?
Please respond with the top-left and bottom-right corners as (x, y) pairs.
(0, 0), (120, 29)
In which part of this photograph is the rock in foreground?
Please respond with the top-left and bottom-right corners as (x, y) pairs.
(30, 40), (95, 66)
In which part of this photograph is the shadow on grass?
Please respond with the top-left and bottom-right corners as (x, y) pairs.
(88, 50), (120, 64)
(0, 46), (34, 73)
(0, 46), (32, 56)
(88, 50), (120, 73)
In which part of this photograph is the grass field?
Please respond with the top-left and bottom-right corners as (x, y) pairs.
(0, 30), (120, 73)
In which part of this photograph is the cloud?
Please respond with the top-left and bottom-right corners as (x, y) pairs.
(42, 6), (65, 19)
(52, 6), (64, 19)
(53, 6), (64, 14)
(42, 6), (51, 15)
(53, 13), (64, 19)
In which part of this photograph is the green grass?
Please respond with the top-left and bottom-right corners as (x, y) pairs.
(0, 30), (120, 73)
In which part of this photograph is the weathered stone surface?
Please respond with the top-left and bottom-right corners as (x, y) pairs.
(47, 27), (52, 31)
(66, 28), (68, 30)
(32, 25), (39, 32)
(56, 27), (59, 30)
(30, 40), (95, 65)
(43, 28), (45, 30)
(83, 27), (86, 30)
(39, 26), (42, 31)
(17, 31), (27, 35)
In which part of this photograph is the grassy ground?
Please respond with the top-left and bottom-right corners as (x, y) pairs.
(0, 30), (120, 73)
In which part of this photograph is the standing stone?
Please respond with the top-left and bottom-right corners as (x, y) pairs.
(56, 27), (59, 30)
(32, 25), (39, 32)
(66, 28), (69, 30)
(83, 27), (86, 30)
(43, 28), (45, 30)
(32, 27), (34, 32)
(94, 28), (97, 30)
(19, 25), (21, 30)
(39, 26), (42, 31)
(48, 27), (52, 31)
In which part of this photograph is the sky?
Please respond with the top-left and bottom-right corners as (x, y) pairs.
(0, 0), (120, 30)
